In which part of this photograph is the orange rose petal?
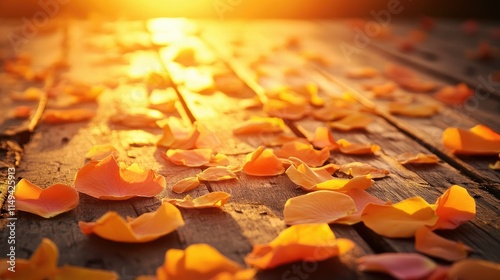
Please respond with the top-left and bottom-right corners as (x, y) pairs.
(432, 185), (476, 230)
(329, 113), (373, 131)
(345, 67), (379, 79)
(233, 116), (286, 135)
(415, 226), (472, 262)
(312, 107), (359, 121)
(79, 202), (184, 243)
(262, 134), (304, 147)
(388, 102), (440, 118)
(0, 238), (58, 279)
(75, 155), (165, 200)
(443, 125), (500, 155)
(285, 157), (335, 190)
(157, 120), (200, 149)
(275, 141), (330, 167)
(15, 179), (79, 218)
(43, 109), (94, 124)
(357, 253), (437, 280)
(164, 192), (231, 209)
(336, 188), (388, 225)
(14, 106), (31, 119)
(339, 162), (389, 178)
(284, 191), (356, 225)
(337, 139), (381, 155)
(448, 259), (500, 280)
(195, 122), (221, 149)
(243, 146), (285, 176)
(310, 126), (338, 150)
(165, 149), (213, 167)
(385, 64), (436, 93)
(204, 153), (230, 167)
(149, 244), (255, 280)
(435, 83), (473, 105)
(263, 99), (309, 120)
(245, 224), (354, 269)
(85, 144), (119, 161)
(364, 82), (397, 98)
(397, 152), (440, 164)
(361, 196), (438, 238)
(171, 177), (201, 194)
(315, 175), (374, 192)
(197, 166), (238, 181)
(110, 108), (166, 128)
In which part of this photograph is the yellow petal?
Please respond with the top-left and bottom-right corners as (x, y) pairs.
(164, 192), (231, 209)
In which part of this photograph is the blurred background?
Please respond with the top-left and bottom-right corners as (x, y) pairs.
(0, 0), (498, 19)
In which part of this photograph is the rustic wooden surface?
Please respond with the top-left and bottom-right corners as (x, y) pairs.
(0, 18), (499, 280)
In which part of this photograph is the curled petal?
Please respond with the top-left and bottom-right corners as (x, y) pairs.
(275, 141), (330, 167)
(337, 139), (381, 155)
(157, 119), (200, 149)
(310, 126), (338, 150)
(315, 175), (374, 192)
(357, 253), (437, 280)
(164, 192), (231, 209)
(165, 149), (213, 167)
(285, 157), (335, 190)
(263, 99), (309, 120)
(195, 122), (221, 149)
(75, 155), (165, 200)
(43, 109), (94, 124)
(233, 116), (286, 135)
(197, 166), (238, 181)
(448, 259), (500, 280)
(85, 144), (119, 161)
(79, 202), (184, 243)
(284, 191), (357, 225)
(15, 179), (79, 218)
(388, 102), (440, 117)
(415, 226), (472, 262)
(243, 146), (285, 176)
(171, 177), (200, 194)
(150, 244), (255, 280)
(362, 196), (438, 238)
(245, 224), (354, 269)
(339, 162), (389, 178)
(432, 185), (476, 230)
(329, 113), (373, 131)
(397, 152), (440, 164)
(442, 125), (500, 155)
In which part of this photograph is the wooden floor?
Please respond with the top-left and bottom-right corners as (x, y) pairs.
(0, 18), (499, 279)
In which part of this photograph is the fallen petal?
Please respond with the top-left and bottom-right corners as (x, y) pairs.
(43, 109), (94, 124)
(243, 146), (285, 176)
(197, 166), (238, 181)
(336, 189), (388, 225)
(171, 177), (201, 194)
(397, 152), (440, 164)
(165, 149), (213, 167)
(432, 185), (476, 230)
(85, 144), (119, 161)
(357, 253), (437, 280)
(337, 139), (381, 155)
(415, 226), (472, 262)
(448, 259), (500, 280)
(233, 116), (286, 135)
(329, 113), (373, 131)
(339, 162), (389, 178)
(275, 141), (330, 167)
(442, 125), (500, 155)
(164, 192), (231, 209)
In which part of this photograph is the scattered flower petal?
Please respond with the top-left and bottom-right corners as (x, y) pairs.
(357, 253), (437, 280)
(233, 116), (286, 135)
(385, 64), (436, 92)
(243, 146), (285, 176)
(315, 175), (374, 192)
(197, 166), (238, 181)
(245, 224), (354, 269)
(448, 259), (500, 280)
(397, 152), (440, 164)
(443, 125), (500, 155)
(362, 196), (438, 238)
(337, 139), (381, 155)
(275, 141), (330, 167)
(285, 157), (336, 190)
(110, 108), (166, 128)
(144, 244), (256, 280)
(75, 155), (165, 200)
(43, 109), (94, 124)
(310, 126), (338, 150)
(284, 191), (356, 225)
(171, 177), (200, 194)
(345, 67), (379, 79)
(164, 192), (231, 209)
(263, 99), (309, 120)
(435, 83), (473, 105)
(79, 202), (184, 243)
(15, 179), (79, 218)
(388, 102), (440, 117)
(166, 148), (213, 167)
(432, 185), (476, 230)
(339, 162), (389, 178)
(329, 113), (373, 131)
(85, 144), (119, 161)
(364, 82), (397, 98)
(415, 226), (472, 261)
